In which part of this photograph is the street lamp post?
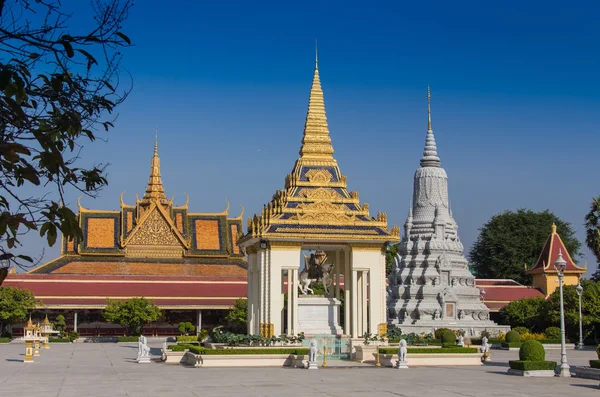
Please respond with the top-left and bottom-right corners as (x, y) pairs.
(575, 281), (584, 350)
(554, 249), (570, 377)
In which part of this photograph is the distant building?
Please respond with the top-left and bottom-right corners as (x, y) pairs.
(4, 139), (247, 336)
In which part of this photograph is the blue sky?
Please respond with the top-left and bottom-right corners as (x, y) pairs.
(16, 0), (600, 276)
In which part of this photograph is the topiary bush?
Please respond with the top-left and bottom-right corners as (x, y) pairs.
(434, 328), (452, 340)
(441, 330), (456, 345)
(512, 326), (529, 335)
(544, 327), (561, 340)
(590, 360), (600, 369)
(519, 340), (545, 361)
(505, 330), (521, 343)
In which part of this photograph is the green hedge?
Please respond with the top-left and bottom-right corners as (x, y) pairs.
(117, 336), (139, 342)
(469, 338), (503, 345)
(379, 347), (478, 354)
(0, 337), (10, 343)
(50, 337), (72, 343)
(176, 335), (200, 342)
(590, 360), (600, 369)
(503, 340), (561, 349)
(188, 347), (310, 355)
(509, 360), (556, 371)
(501, 342), (523, 348)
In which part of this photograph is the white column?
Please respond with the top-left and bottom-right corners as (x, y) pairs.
(197, 310), (202, 333)
(253, 270), (260, 334)
(335, 252), (341, 301)
(258, 250), (266, 331)
(357, 272), (363, 336)
(351, 269), (358, 338)
(362, 271), (368, 334)
(247, 260), (254, 334)
(286, 269), (292, 335)
(344, 250), (350, 336)
(292, 268), (299, 335)
(74, 311), (78, 332)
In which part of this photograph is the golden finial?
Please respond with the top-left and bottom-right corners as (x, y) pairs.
(551, 223), (557, 234)
(427, 85), (432, 131)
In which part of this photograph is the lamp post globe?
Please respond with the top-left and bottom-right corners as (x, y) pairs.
(575, 281), (584, 350)
(554, 249), (570, 377)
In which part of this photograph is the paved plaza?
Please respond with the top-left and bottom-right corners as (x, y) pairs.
(0, 343), (598, 397)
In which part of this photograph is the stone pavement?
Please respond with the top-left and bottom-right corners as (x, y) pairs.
(0, 343), (598, 397)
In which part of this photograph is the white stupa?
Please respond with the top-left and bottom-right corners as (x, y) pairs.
(387, 88), (508, 336)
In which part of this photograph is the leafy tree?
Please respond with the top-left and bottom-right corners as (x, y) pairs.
(0, 0), (132, 273)
(584, 196), (600, 281)
(543, 280), (600, 340)
(178, 321), (195, 336)
(385, 243), (400, 276)
(103, 298), (161, 336)
(53, 314), (66, 336)
(499, 297), (546, 331)
(225, 298), (247, 334)
(0, 286), (38, 335)
(469, 209), (581, 284)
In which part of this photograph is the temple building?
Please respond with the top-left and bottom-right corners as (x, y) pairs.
(387, 88), (508, 335)
(238, 54), (400, 339)
(525, 223), (586, 297)
(4, 139), (247, 336)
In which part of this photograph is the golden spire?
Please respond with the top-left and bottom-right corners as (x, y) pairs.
(427, 85), (432, 131)
(142, 133), (167, 204)
(298, 46), (334, 160)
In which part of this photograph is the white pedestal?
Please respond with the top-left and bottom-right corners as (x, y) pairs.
(136, 356), (152, 364)
(396, 360), (409, 369)
(297, 296), (343, 335)
(307, 360), (319, 370)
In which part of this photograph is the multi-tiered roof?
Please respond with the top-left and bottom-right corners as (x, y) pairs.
(240, 56), (399, 244)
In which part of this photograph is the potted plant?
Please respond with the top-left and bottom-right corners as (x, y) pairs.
(355, 332), (383, 363)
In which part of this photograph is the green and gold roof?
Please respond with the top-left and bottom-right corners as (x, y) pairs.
(239, 56), (400, 244)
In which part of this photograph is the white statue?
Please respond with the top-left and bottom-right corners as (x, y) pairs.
(298, 251), (334, 295)
(396, 339), (408, 369)
(457, 335), (464, 347)
(433, 308), (441, 320)
(136, 334), (151, 363)
(479, 336), (490, 353)
(458, 310), (465, 320)
(307, 339), (318, 370)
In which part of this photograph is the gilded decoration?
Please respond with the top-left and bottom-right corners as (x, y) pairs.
(305, 169), (332, 183)
(194, 219), (221, 251)
(238, 55), (399, 246)
(86, 218), (116, 249)
(127, 208), (181, 247)
(298, 187), (341, 200)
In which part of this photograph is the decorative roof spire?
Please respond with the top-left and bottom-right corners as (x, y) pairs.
(298, 47), (334, 160)
(142, 133), (167, 204)
(420, 86), (440, 168)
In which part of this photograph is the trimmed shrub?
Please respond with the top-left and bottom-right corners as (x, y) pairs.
(544, 327), (561, 340)
(441, 330), (456, 345)
(378, 347), (478, 354)
(434, 328), (452, 340)
(176, 335), (199, 342)
(512, 326), (529, 335)
(509, 360), (556, 371)
(0, 337), (10, 343)
(505, 331), (521, 343)
(596, 345), (600, 359)
(188, 347), (310, 355)
(167, 344), (187, 352)
(519, 340), (545, 361)
(50, 337), (71, 343)
(590, 360), (600, 369)
(117, 336), (139, 342)
(66, 331), (79, 341)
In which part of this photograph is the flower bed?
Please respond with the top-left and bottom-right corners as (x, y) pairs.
(379, 347), (478, 354)
(181, 347), (309, 368)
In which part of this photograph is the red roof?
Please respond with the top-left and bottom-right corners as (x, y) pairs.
(526, 224), (586, 274)
(3, 273), (247, 309)
(475, 279), (545, 311)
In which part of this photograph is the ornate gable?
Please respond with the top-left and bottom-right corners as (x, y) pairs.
(127, 207), (182, 247)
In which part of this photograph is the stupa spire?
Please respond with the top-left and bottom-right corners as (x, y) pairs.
(142, 133), (167, 204)
(298, 46), (334, 160)
(420, 86), (440, 168)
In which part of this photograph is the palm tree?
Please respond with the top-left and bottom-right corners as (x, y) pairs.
(584, 196), (600, 280)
